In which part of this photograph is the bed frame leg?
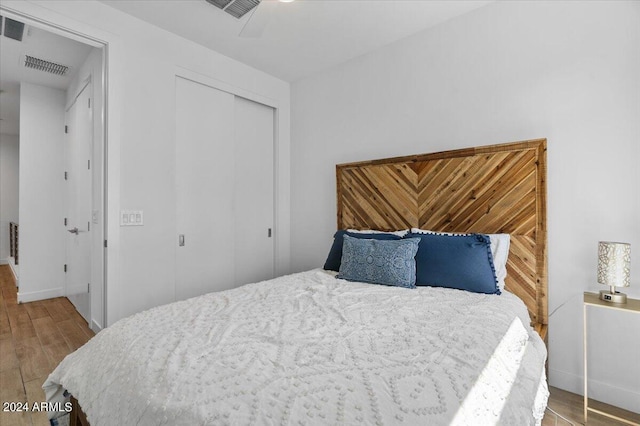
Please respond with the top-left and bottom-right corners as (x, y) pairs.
(70, 396), (90, 426)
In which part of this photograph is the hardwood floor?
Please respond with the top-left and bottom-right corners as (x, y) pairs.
(0, 265), (94, 426)
(1, 264), (638, 426)
(543, 385), (640, 426)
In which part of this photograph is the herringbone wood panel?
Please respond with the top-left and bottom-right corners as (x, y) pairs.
(337, 139), (547, 329)
(339, 163), (417, 231)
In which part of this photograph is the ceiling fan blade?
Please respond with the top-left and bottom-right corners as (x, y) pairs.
(239, 1), (277, 38)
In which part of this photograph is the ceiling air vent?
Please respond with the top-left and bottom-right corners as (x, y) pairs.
(205, 0), (260, 19)
(3, 17), (25, 41)
(24, 55), (70, 76)
(206, 0), (233, 8)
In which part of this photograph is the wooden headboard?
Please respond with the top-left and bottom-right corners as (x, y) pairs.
(336, 139), (547, 338)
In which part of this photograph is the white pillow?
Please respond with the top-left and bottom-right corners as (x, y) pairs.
(347, 229), (409, 237)
(410, 228), (510, 291)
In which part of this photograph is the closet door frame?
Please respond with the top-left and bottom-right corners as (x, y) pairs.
(173, 66), (282, 276)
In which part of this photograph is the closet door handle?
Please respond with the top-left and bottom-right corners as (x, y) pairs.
(178, 234), (185, 247)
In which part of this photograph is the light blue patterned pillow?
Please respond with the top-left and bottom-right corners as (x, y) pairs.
(337, 235), (420, 288)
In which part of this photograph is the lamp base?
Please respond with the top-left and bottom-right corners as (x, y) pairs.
(599, 290), (627, 304)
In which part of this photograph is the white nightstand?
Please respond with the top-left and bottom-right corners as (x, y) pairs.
(583, 292), (640, 425)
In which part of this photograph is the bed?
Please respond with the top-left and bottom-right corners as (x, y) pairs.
(44, 139), (548, 425)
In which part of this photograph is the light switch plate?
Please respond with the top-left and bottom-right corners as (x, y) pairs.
(120, 210), (144, 226)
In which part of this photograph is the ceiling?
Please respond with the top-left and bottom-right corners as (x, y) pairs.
(0, 20), (93, 135)
(100, 0), (492, 82)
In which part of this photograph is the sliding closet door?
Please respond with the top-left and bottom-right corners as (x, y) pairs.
(233, 97), (275, 285)
(175, 77), (235, 300)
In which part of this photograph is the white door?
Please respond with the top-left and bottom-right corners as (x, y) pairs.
(175, 78), (276, 300)
(65, 83), (92, 321)
(175, 77), (236, 300)
(233, 96), (274, 285)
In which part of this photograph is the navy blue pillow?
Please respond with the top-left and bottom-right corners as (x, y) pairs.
(337, 236), (420, 288)
(323, 230), (403, 272)
(406, 232), (500, 295)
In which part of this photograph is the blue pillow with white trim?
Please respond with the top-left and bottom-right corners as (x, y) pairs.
(406, 232), (500, 294)
(337, 235), (420, 288)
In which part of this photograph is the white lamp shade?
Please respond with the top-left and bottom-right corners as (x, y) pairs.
(597, 241), (631, 287)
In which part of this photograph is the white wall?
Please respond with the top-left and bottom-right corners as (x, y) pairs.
(291, 1), (639, 412)
(0, 1), (291, 326)
(0, 133), (19, 263)
(18, 83), (66, 301)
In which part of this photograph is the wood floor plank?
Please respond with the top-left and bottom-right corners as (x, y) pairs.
(71, 315), (94, 340)
(15, 337), (52, 382)
(2, 286), (18, 306)
(57, 319), (90, 351)
(10, 322), (38, 342)
(24, 376), (46, 402)
(0, 369), (29, 426)
(25, 302), (51, 321)
(0, 410), (32, 426)
(8, 309), (37, 342)
(42, 340), (73, 370)
(6, 303), (28, 325)
(0, 335), (19, 372)
(0, 308), (11, 339)
(589, 395), (640, 423)
(544, 386), (640, 426)
(42, 299), (71, 322)
(25, 377), (50, 426)
(0, 271), (11, 289)
(56, 297), (94, 337)
(6, 306), (28, 328)
(32, 317), (65, 347)
(30, 412), (51, 426)
(12, 322), (38, 342)
(69, 309), (90, 328)
(0, 367), (26, 401)
(541, 413), (573, 426)
(58, 297), (77, 313)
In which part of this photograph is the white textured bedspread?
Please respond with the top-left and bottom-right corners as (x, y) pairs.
(45, 269), (548, 425)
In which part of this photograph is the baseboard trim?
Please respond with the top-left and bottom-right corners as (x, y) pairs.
(17, 287), (64, 303)
(0, 258), (8, 265)
(550, 368), (640, 414)
(8, 258), (18, 283)
(91, 319), (102, 333)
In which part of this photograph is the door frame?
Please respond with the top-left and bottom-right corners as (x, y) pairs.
(174, 66), (281, 277)
(0, 3), (120, 329)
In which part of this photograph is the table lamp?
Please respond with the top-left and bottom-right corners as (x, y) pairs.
(597, 241), (631, 303)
